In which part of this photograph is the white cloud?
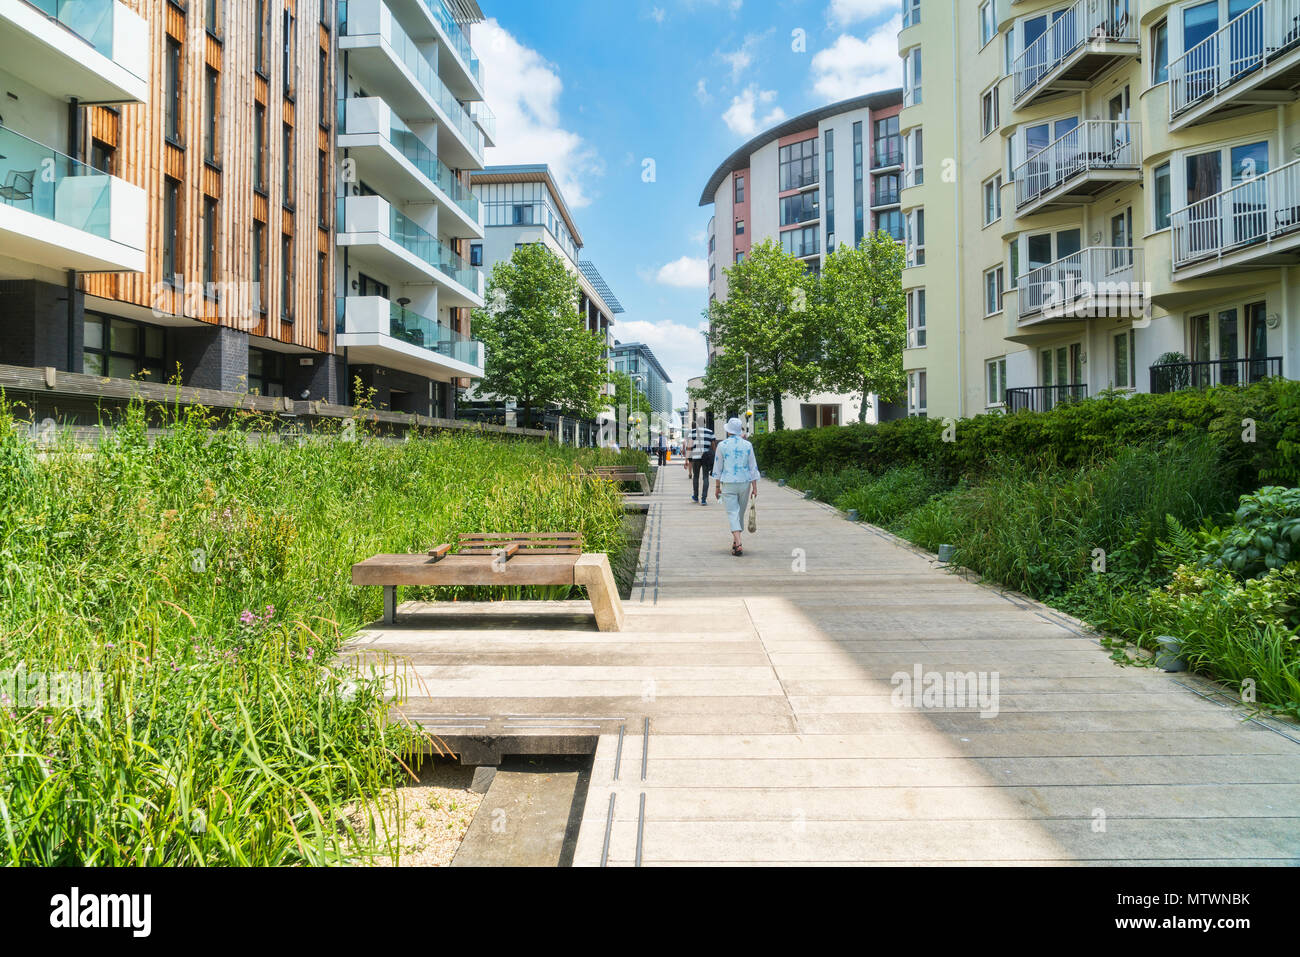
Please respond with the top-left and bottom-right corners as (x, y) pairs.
(474, 19), (603, 208)
(655, 256), (709, 289)
(827, 0), (898, 27)
(610, 318), (712, 402)
(650, 6), (666, 23)
(811, 16), (904, 100)
(695, 78), (711, 105)
(722, 85), (786, 136)
(718, 30), (771, 82)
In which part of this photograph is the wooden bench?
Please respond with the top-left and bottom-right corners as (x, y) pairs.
(592, 466), (651, 495)
(351, 532), (625, 632)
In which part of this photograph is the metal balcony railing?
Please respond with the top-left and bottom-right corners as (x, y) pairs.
(1006, 385), (1089, 413)
(872, 138), (902, 169)
(1171, 158), (1300, 268)
(1013, 120), (1140, 209)
(1012, 0), (1138, 103)
(1169, 0), (1300, 119)
(1150, 356), (1282, 393)
(1017, 246), (1142, 319)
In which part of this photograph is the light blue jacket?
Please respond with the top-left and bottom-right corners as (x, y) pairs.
(714, 435), (760, 484)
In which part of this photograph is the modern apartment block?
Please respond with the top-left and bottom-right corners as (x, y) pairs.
(336, 0), (492, 416)
(0, 0), (149, 372)
(610, 339), (672, 429)
(465, 163), (622, 435)
(899, 0), (1300, 421)
(700, 91), (906, 431)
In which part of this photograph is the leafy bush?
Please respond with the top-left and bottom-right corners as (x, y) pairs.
(834, 465), (947, 528)
(1197, 486), (1300, 578)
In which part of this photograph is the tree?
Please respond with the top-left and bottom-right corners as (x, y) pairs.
(471, 244), (607, 428)
(818, 233), (907, 423)
(698, 239), (821, 431)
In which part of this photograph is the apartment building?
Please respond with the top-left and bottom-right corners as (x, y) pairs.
(700, 91), (906, 431)
(0, 0), (148, 372)
(610, 339), (672, 430)
(465, 163), (622, 437)
(336, 0), (492, 416)
(900, 0), (1300, 421)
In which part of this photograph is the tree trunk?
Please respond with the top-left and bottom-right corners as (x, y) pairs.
(859, 378), (870, 423)
(772, 391), (784, 431)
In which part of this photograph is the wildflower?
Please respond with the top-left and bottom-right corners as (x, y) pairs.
(239, 610), (257, 626)
(265, 605), (275, 618)
(306, 648), (315, 660)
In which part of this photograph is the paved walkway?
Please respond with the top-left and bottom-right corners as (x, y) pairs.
(347, 464), (1300, 866)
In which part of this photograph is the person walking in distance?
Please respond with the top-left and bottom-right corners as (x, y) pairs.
(657, 431), (667, 467)
(684, 415), (716, 505)
(714, 417), (760, 556)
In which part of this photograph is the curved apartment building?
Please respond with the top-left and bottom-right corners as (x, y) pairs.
(900, 0), (1300, 420)
(700, 90), (905, 431)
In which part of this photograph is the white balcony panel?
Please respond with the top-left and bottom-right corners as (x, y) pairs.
(1017, 247), (1144, 325)
(0, 0), (148, 104)
(337, 295), (485, 380)
(1011, 0), (1138, 108)
(1014, 121), (1141, 216)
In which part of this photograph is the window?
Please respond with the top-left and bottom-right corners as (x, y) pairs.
(734, 174), (745, 204)
(979, 2), (996, 47)
(1009, 240), (1019, 289)
(902, 0), (920, 29)
(205, 68), (219, 164)
(248, 348), (285, 397)
(907, 370), (928, 418)
(981, 86), (999, 137)
(708, 234), (716, 255)
(800, 404), (841, 428)
(780, 191), (820, 226)
(906, 288), (926, 348)
(1114, 329), (1137, 389)
(254, 104), (267, 192)
(165, 38), (182, 143)
(982, 174), (1002, 226)
(206, 0), (219, 34)
(735, 219), (746, 236)
(202, 196), (218, 289)
(906, 208), (925, 265)
(984, 265), (1005, 315)
(1152, 19), (1169, 84)
(779, 137), (819, 191)
(319, 49), (330, 127)
(162, 178), (180, 281)
(825, 129), (836, 251)
(90, 139), (115, 175)
(709, 263), (717, 283)
(986, 357), (1008, 407)
(282, 123), (293, 207)
(83, 316), (165, 382)
(873, 116), (901, 168)
(253, 221), (266, 313)
(735, 251), (745, 264)
(853, 121), (865, 244)
(905, 128), (924, 187)
(255, 0), (267, 72)
(903, 48), (922, 105)
(470, 243), (482, 267)
(1153, 162), (1171, 230)
(780, 225), (820, 258)
(318, 150), (328, 225)
(318, 252), (328, 334)
(281, 234), (294, 323)
(876, 208), (903, 241)
(283, 10), (295, 97)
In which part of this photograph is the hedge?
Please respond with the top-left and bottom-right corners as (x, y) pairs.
(752, 381), (1300, 493)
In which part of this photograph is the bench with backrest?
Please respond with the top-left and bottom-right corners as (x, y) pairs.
(591, 466), (651, 495)
(350, 532), (625, 632)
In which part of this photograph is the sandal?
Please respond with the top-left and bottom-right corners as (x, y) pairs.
(732, 543), (743, 557)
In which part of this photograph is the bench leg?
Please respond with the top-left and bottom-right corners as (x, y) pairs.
(384, 585), (397, 625)
(574, 553), (625, 633)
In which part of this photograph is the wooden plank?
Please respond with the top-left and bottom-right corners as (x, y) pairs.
(351, 555), (578, 588)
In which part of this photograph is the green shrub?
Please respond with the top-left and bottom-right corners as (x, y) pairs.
(1197, 486), (1300, 578)
(834, 464), (947, 528)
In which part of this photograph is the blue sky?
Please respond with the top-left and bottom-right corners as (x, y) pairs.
(474, 0), (903, 408)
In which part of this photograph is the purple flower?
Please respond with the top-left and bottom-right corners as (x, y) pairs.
(306, 648), (315, 660)
(239, 610), (257, 626)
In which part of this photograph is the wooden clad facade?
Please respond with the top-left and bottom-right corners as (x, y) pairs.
(81, 0), (335, 357)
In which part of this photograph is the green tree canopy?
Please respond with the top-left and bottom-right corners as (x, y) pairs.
(697, 239), (821, 431)
(818, 233), (907, 422)
(471, 243), (607, 427)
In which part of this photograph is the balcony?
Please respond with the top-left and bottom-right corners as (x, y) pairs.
(871, 183), (901, 209)
(339, 0), (484, 169)
(0, 124), (146, 273)
(1017, 247), (1144, 325)
(337, 296), (485, 379)
(337, 97), (481, 234)
(470, 101), (496, 149)
(1150, 356), (1282, 393)
(0, 0), (148, 103)
(336, 194), (483, 305)
(1011, 0), (1138, 108)
(1014, 121), (1140, 216)
(1169, 0), (1300, 131)
(872, 138), (902, 171)
(1006, 385), (1089, 414)
(389, 0), (484, 94)
(1171, 159), (1300, 277)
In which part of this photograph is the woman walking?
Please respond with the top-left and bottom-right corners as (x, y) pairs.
(714, 417), (760, 557)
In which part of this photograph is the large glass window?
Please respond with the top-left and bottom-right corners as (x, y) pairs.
(205, 68), (219, 163)
(780, 190), (820, 227)
(249, 348), (286, 397)
(780, 225), (820, 258)
(779, 138), (819, 191)
(873, 116), (901, 168)
(83, 316), (165, 382)
(906, 288), (926, 348)
(876, 208), (903, 241)
(987, 357), (1008, 407)
(853, 121), (865, 244)
(824, 129), (836, 251)
(1153, 162), (1171, 230)
(166, 38), (182, 143)
(162, 178), (180, 280)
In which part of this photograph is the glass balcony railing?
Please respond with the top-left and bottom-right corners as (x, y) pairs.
(0, 124), (114, 239)
(336, 296), (484, 369)
(422, 0), (484, 87)
(338, 99), (480, 220)
(28, 0), (116, 59)
(389, 205), (478, 291)
(470, 101), (495, 142)
(339, 0), (484, 160)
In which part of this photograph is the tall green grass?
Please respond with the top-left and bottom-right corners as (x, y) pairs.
(0, 398), (627, 864)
